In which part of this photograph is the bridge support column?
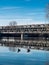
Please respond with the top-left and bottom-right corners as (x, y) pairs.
(21, 33), (23, 40)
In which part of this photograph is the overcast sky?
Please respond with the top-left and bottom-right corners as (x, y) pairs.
(0, 0), (49, 26)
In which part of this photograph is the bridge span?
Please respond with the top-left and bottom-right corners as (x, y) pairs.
(0, 24), (49, 49)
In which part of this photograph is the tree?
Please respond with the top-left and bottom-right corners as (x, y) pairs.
(9, 21), (17, 26)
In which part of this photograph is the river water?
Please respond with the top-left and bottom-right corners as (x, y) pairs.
(0, 46), (49, 65)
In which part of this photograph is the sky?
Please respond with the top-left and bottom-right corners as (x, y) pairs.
(0, 0), (49, 26)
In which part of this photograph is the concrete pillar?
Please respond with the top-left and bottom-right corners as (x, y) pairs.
(21, 33), (23, 40)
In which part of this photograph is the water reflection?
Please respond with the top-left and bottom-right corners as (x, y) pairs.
(17, 48), (21, 53)
(0, 42), (49, 52)
(9, 46), (16, 52)
(27, 48), (30, 52)
(0, 45), (49, 65)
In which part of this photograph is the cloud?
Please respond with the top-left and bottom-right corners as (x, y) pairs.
(27, 9), (45, 14)
(0, 6), (21, 10)
(0, 18), (46, 26)
(27, 12), (45, 15)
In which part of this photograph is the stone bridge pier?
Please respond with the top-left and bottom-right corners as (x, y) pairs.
(21, 33), (23, 40)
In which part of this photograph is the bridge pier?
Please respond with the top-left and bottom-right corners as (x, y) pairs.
(21, 33), (23, 40)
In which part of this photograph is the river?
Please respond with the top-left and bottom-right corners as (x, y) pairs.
(0, 46), (49, 65)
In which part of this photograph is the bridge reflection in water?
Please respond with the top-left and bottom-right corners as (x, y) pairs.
(0, 40), (49, 52)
